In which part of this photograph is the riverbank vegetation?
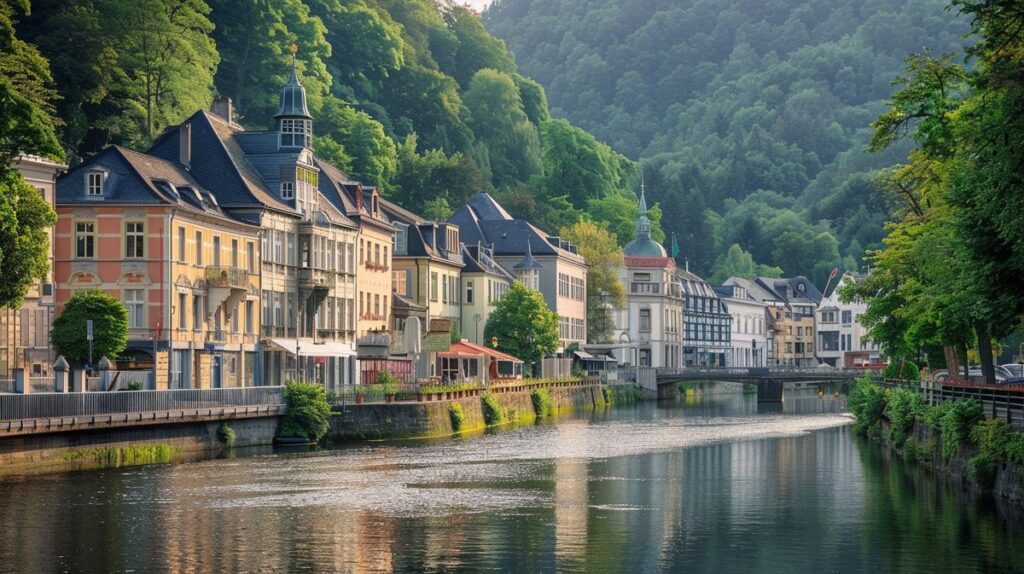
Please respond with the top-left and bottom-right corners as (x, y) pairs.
(849, 377), (1024, 494)
(279, 381), (332, 442)
(841, 1), (1024, 382)
(63, 444), (179, 468)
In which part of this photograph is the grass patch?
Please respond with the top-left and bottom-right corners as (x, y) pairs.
(531, 389), (553, 418)
(449, 403), (466, 433)
(481, 392), (506, 426)
(607, 384), (643, 405)
(217, 422), (236, 446)
(64, 444), (179, 468)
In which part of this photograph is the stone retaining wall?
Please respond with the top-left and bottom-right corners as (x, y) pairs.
(328, 384), (611, 441)
(0, 416), (279, 476)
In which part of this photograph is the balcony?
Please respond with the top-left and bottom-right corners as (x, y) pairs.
(205, 266), (248, 289)
(205, 266), (248, 320)
(631, 282), (661, 294)
(298, 267), (331, 291)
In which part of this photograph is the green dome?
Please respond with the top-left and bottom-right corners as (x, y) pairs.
(624, 237), (667, 257)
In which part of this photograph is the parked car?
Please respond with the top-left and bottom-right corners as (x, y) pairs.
(1000, 363), (1024, 377)
(932, 366), (1011, 383)
(999, 376), (1024, 388)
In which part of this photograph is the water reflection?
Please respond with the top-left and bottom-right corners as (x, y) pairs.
(1, 388), (1021, 573)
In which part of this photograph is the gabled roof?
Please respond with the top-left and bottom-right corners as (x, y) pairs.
(56, 146), (252, 226)
(148, 111), (291, 212)
(462, 244), (514, 280)
(450, 196), (584, 263)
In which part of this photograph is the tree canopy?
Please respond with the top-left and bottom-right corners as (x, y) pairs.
(485, 0), (968, 283)
(483, 281), (559, 366)
(52, 290), (129, 367)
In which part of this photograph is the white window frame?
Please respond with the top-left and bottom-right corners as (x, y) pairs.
(87, 172), (103, 196)
(125, 289), (146, 329)
(281, 181), (294, 200)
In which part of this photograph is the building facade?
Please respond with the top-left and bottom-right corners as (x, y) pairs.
(678, 269), (732, 367)
(450, 193), (587, 349)
(145, 63), (378, 389)
(55, 146), (262, 388)
(0, 155), (65, 381)
(735, 276), (821, 367)
(816, 272), (883, 368)
(717, 283), (768, 367)
(460, 243), (513, 346)
(612, 191), (683, 367)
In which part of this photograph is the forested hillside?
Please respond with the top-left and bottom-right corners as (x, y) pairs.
(11, 0), (655, 242)
(485, 0), (968, 285)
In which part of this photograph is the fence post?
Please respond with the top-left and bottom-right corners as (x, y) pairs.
(70, 369), (86, 393)
(13, 368), (27, 394)
(54, 356), (69, 393)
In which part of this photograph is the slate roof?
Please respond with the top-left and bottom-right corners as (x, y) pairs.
(449, 193), (583, 263)
(461, 244), (514, 280)
(723, 277), (780, 304)
(380, 197), (462, 264)
(56, 145), (252, 227)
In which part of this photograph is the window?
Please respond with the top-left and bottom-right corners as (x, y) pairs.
(431, 272), (439, 302)
(231, 302), (239, 333)
(247, 242), (255, 272)
(279, 119), (310, 148)
(466, 280), (474, 304)
(640, 309), (651, 332)
(192, 294), (202, 331)
(87, 172), (103, 196)
(213, 235), (221, 267)
(245, 300), (254, 334)
(281, 181), (294, 199)
(75, 222), (95, 258)
(195, 231), (203, 265)
(442, 275), (448, 303)
(125, 289), (145, 328)
(231, 239), (239, 268)
(842, 310), (852, 325)
(178, 227), (186, 262)
(178, 293), (187, 330)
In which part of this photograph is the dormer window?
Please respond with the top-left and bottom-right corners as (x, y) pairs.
(279, 118), (311, 148)
(371, 194), (379, 216)
(281, 181), (294, 199)
(87, 172), (103, 196)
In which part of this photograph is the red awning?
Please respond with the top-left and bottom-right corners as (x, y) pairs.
(437, 341), (523, 363)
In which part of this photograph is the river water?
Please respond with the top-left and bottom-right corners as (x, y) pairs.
(2, 386), (1023, 573)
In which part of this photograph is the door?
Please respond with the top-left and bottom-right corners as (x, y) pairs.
(211, 356), (222, 389)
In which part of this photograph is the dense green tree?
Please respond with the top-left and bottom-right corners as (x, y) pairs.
(560, 220), (625, 343)
(107, 0), (220, 144)
(485, 0), (968, 277)
(708, 244), (782, 286)
(52, 290), (129, 367)
(316, 96), (396, 188)
(390, 133), (483, 214)
(209, 0), (332, 127)
(483, 281), (559, 367)
(0, 168), (56, 310)
(463, 68), (541, 185)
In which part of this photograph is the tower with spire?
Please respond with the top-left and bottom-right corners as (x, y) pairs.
(623, 179), (667, 258)
(513, 237), (543, 290)
(276, 44), (313, 149)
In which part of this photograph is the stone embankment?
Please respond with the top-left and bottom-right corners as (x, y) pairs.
(327, 383), (639, 441)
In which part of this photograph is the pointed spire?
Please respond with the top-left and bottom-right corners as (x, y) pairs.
(639, 175), (648, 215)
(513, 236), (543, 270)
(275, 43), (312, 120)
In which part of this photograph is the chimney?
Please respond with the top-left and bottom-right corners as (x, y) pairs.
(179, 123), (191, 168)
(211, 97), (234, 124)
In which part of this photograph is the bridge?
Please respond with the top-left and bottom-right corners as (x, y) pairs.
(625, 367), (866, 402)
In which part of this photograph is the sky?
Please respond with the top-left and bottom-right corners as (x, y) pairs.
(458, 0), (493, 12)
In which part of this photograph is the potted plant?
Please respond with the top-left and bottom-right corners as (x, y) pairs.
(354, 386), (366, 404)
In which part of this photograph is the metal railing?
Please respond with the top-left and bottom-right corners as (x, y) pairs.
(878, 378), (1024, 427)
(0, 386), (285, 422)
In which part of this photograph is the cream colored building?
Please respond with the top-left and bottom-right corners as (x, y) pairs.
(0, 155), (65, 381)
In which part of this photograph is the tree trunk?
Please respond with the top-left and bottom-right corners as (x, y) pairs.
(976, 322), (995, 385)
(943, 345), (960, 382)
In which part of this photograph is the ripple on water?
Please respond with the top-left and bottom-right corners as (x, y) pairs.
(180, 413), (853, 517)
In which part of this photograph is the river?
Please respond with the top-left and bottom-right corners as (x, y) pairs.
(2, 386), (1023, 573)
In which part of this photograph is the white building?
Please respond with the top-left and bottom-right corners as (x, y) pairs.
(717, 283), (768, 367)
(612, 191), (683, 367)
(816, 272), (883, 368)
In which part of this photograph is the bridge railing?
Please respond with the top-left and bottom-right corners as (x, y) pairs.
(0, 386), (285, 422)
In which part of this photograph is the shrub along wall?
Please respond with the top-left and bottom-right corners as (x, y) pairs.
(849, 377), (1024, 503)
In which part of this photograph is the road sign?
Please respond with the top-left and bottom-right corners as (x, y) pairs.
(86, 320), (94, 341)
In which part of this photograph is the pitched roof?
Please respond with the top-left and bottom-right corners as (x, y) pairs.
(462, 244), (514, 280)
(56, 146), (252, 226)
